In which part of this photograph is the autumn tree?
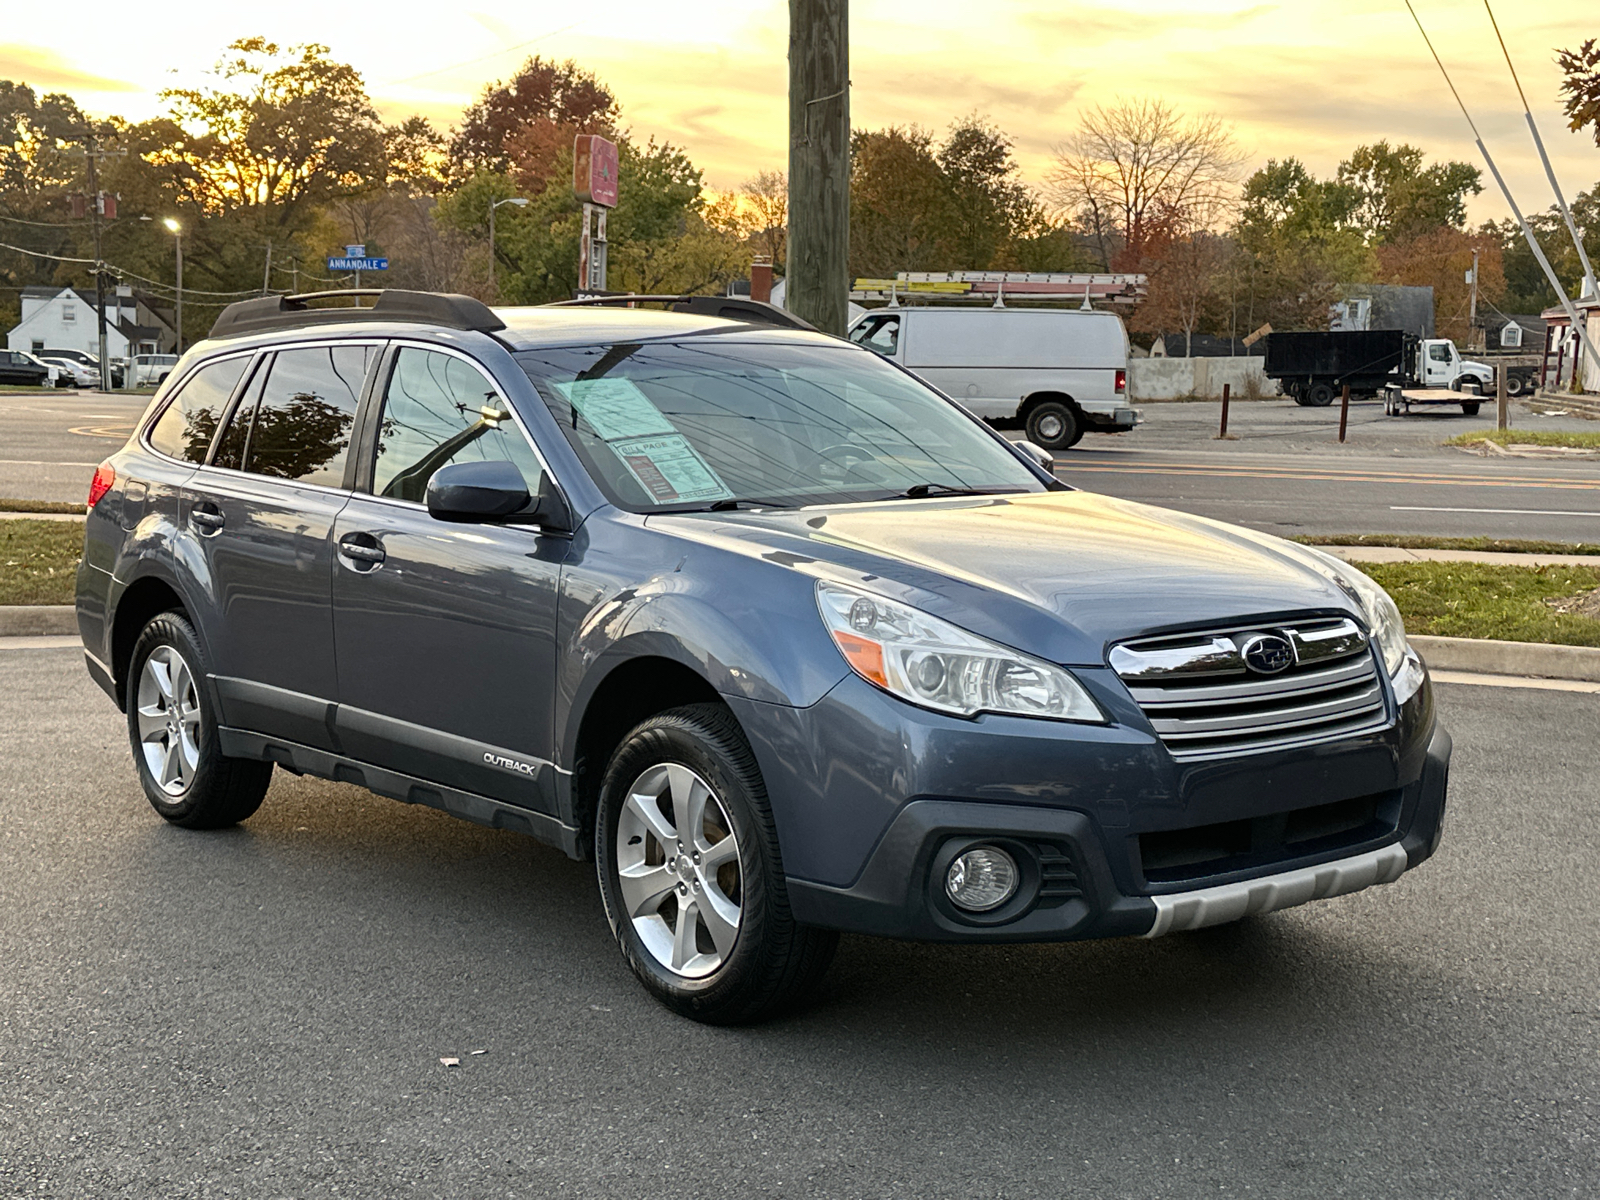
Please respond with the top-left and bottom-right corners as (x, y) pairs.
(1377, 227), (1505, 344)
(1559, 39), (1600, 145)
(450, 57), (619, 179)
(1048, 98), (1244, 270)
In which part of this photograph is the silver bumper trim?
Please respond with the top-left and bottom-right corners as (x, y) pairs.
(1143, 842), (1409, 937)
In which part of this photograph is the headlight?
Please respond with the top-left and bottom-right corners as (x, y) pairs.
(1298, 547), (1408, 676)
(816, 581), (1105, 722)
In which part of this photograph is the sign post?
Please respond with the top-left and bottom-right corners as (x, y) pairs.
(573, 135), (618, 295)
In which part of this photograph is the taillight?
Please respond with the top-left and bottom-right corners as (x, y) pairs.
(1115, 368), (1127, 394)
(88, 461), (115, 508)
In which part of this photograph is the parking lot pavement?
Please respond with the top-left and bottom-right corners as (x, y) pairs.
(2, 644), (1596, 1198)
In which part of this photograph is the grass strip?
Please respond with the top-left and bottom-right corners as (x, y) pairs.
(0, 519), (83, 605)
(1360, 561), (1600, 648)
(0, 498), (88, 514)
(1445, 429), (1600, 450)
(1297, 533), (1600, 557)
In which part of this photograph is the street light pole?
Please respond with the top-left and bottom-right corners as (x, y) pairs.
(164, 218), (183, 354)
(488, 196), (529, 298)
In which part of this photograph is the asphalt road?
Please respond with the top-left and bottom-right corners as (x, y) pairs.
(2, 643), (1596, 1198)
(0, 392), (147, 505)
(1051, 399), (1600, 544)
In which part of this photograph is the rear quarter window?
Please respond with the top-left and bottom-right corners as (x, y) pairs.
(146, 357), (250, 464)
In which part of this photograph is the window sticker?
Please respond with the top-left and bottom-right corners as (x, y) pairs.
(555, 378), (676, 441)
(610, 433), (734, 503)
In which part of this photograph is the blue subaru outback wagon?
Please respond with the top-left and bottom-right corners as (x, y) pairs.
(76, 290), (1450, 1023)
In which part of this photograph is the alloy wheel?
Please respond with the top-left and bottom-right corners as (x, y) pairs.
(135, 645), (201, 795)
(615, 763), (742, 978)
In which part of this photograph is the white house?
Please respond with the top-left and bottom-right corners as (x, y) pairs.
(7, 286), (169, 360)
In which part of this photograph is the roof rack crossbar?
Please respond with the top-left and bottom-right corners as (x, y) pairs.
(209, 289), (507, 339)
(545, 294), (818, 332)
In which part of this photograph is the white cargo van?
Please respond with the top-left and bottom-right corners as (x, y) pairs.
(846, 307), (1138, 450)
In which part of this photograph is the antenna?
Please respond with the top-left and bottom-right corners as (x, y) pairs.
(1484, 0), (1598, 300)
(1404, 0), (1600, 380)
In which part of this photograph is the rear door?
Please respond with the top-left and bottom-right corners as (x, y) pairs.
(182, 341), (375, 748)
(330, 343), (567, 813)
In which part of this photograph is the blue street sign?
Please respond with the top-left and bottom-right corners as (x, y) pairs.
(327, 256), (388, 271)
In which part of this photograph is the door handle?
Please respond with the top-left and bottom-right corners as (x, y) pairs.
(337, 534), (386, 566)
(191, 506), (225, 532)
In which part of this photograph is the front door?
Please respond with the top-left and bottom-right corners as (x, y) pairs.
(182, 342), (372, 747)
(331, 345), (567, 813)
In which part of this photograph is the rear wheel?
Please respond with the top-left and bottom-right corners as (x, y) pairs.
(1024, 400), (1080, 451)
(595, 704), (837, 1024)
(1306, 382), (1336, 407)
(127, 612), (272, 829)
(1461, 402), (1481, 416)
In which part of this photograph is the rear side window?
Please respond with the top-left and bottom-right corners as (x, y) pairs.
(371, 347), (542, 503)
(146, 357), (249, 464)
(223, 345), (370, 487)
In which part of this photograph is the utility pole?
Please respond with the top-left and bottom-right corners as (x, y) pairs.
(66, 135), (124, 388)
(1468, 247), (1479, 347)
(787, 0), (849, 335)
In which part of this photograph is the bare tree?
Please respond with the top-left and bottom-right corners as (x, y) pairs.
(1048, 98), (1245, 269)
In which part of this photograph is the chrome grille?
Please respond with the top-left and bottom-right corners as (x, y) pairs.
(1110, 618), (1389, 760)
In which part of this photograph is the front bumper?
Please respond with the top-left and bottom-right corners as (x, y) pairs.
(755, 686), (1450, 944)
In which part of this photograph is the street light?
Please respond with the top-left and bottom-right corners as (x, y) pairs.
(488, 197), (529, 297)
(162, 218), (183, 355)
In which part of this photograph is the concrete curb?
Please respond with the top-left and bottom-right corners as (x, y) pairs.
(0, 606), (77, 636)
(1321, 545), (1600, 568)
(1411, 635), (1600, 684)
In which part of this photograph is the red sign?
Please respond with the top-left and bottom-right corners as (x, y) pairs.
(573, 134), (619, 208)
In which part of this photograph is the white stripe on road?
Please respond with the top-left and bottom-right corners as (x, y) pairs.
(0, 459), (100, 467)
(0, 636), (80, 650)
(1431, 670), (1600, 694)
(1391, 506), (1600, 517)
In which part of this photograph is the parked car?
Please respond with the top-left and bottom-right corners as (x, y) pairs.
(846, 306), (1139, 451)
(128, 353), (179, 386)
(76, 290), (1450, 1024)
(0, 348), (53, 387)
(41, 356), (97, 388)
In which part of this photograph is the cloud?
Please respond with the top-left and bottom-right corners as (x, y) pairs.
(0, 46), (140, 94)
(1021, 2), (1277, 44)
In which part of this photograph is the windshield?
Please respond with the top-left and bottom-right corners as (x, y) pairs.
(516, 340), (1044, 511)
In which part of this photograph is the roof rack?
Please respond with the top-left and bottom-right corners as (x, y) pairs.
(209, 289), (507, 340)
(546, 294), (817, 332)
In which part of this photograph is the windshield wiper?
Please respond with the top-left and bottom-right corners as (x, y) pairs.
(700, 497), (798, 511)
(882, 483), (1025, 500)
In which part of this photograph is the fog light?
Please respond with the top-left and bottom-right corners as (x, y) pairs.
(945, 846), (1018, 912)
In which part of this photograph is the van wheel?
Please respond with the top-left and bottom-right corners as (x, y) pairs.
(595, 704), (837, 1024)
(1306, 383), (1336, 406)
(127, 613), (272, 829)
(1024, 401), (1080, 451)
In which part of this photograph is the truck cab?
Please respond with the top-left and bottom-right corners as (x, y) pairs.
(1419, 339), (1493, 393)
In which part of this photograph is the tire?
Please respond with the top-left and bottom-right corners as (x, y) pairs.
(1023, 401), (1080, 451)
(1461, 402), (1481, 416)
(1506, 374), (1527, 398)
(595, 703), (838, 1024)
(126, 612), (272, 829)
(1306, 382), (1336, 407)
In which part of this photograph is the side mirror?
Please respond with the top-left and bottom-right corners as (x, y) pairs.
(1015, 440), (1056, 474)
(425, 460), (530, 522)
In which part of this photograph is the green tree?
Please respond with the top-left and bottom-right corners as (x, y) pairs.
(1335, 142), (1481, 243)
(848, 126), (950, 278)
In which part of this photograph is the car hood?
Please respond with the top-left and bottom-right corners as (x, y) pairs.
(651, 491), (1363, 666)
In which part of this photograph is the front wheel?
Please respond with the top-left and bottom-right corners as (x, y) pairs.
(1024, 401), (1080, 451)
(595, 704), (837, 1024)
(127, 612), (272, 828)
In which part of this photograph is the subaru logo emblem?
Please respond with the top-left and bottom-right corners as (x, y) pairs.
(1241, 633), (1295, 675)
